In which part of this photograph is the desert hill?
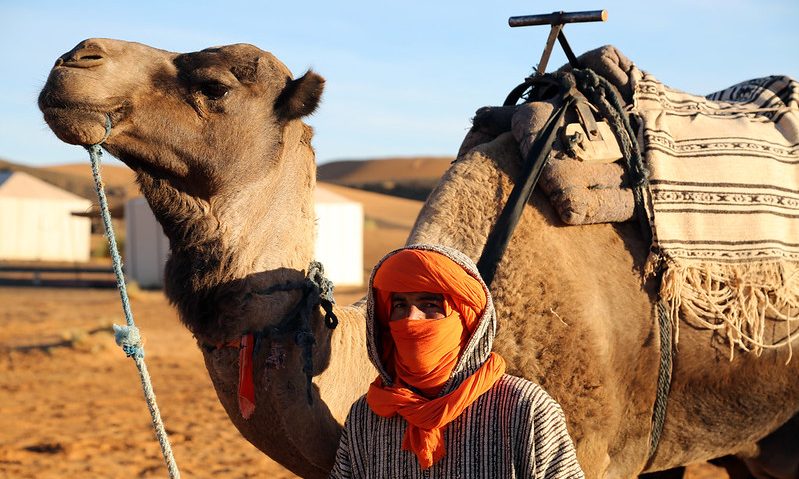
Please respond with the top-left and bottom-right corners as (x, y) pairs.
(318, 156), (452, 183)
(1, 156), (452, 207)
(44, 163), (138, 197)
(318, 157), (452, 201)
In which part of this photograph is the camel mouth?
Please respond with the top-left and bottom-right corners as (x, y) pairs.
(38, 89), (127, 118)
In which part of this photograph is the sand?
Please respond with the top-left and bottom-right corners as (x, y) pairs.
(0, 285), (368, 478)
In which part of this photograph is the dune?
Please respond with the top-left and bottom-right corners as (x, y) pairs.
(318, 157), (452, 184)
(45, 163), (137, 189)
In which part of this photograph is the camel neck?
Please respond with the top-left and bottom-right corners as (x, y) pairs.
(139, 121), (318, 342)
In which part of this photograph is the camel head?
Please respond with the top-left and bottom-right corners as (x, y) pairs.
(40, 39), (327, 342)
(39, 38), (324, 199)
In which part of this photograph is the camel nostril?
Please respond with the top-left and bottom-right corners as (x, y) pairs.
(57, 40), (109, 68)
(58, 49), (105, 68)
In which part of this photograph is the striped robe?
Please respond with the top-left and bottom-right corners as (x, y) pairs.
(330, 244), (584, 479)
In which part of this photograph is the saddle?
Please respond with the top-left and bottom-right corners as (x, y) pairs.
(466, 45), (799, 356)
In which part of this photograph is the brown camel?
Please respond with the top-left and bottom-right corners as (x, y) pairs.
(39, 39), (799, 479)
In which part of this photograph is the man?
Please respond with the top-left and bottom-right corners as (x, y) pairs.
(330, 244), (584, 478)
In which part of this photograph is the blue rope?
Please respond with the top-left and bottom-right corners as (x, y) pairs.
(85, 116), (181, 479)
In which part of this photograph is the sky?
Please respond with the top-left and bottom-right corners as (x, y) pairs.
(1, 0), (797, 167)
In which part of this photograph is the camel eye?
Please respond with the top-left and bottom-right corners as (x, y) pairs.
(199, 81), (229, 100)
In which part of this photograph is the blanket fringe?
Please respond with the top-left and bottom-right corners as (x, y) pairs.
(648, 254), (799, 364)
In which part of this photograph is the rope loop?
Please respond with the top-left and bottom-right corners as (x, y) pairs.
(309, 261), (339, 329)
(322, 307), (338, 330)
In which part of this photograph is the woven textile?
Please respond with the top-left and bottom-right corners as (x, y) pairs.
(633, 70), (799, 358)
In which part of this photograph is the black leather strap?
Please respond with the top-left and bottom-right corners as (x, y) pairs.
(477, 92), (574, 287)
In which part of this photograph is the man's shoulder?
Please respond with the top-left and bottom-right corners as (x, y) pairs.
(347, 394), (386, 420)
(491, 374), (562, 411)
(343, 394), (375, 430)
(493, 374), (549, 398)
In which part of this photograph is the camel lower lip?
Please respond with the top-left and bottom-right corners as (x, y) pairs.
(42, 107), (112, 146)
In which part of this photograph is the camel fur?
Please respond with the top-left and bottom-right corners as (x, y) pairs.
(39, 39), (799, 479)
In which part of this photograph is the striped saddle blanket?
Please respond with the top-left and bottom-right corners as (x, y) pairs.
(633, 71), (799, 358)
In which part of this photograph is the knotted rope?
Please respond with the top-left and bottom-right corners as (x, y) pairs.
(86, 115), (180, 479)
(648, 300), (673, 460)
(569, 68), (651, 242)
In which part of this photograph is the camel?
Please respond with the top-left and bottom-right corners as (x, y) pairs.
(38, 39), (799, 479)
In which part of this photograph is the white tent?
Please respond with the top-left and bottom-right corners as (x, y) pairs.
(0, 171), (92, 262)
(313, 186), (364, 287)
(124, 197), (170, 288)
(125, 185), (364, 288)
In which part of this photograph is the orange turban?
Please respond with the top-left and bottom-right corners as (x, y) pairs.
(372, 248), (487, 331)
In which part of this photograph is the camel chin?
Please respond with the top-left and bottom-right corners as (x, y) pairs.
(40, 107), (109, 146)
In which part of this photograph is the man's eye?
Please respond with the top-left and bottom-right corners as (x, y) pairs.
(199, 81), (230, 100)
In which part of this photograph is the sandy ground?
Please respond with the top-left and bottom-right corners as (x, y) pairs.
(0, 286), (365, 479)
(0, 184), (729, 478)
(0, 287), (730, 479)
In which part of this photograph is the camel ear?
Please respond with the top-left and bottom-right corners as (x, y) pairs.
(275, 70), (325, 120)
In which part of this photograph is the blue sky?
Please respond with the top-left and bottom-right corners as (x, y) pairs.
(1, 1), (797, 167)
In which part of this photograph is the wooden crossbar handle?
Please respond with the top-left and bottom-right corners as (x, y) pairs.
(509, 10), (607, 27)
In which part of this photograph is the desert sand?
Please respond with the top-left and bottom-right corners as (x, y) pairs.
(0, 182), (727, 478)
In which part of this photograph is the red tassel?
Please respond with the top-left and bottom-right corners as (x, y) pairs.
(237, 334), (256, 419)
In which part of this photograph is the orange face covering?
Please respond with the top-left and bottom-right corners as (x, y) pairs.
(387, 312), (464, 397)
(366, 249), (507, 469)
